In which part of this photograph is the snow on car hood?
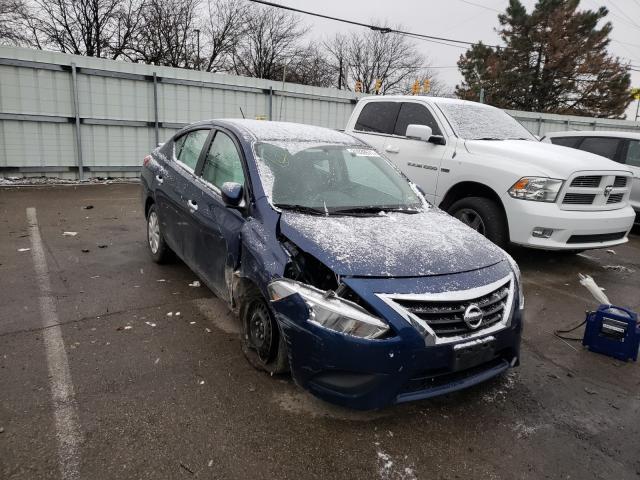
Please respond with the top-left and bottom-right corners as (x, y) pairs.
(465, 140), (629, 178)
(279, 209), (506, 277)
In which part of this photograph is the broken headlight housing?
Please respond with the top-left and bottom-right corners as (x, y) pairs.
(268, 279), (389, 339)
(505, 254), (525, 310)
(508, 177), (563, 202)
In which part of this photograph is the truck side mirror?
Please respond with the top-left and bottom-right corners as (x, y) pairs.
(406, 124), (432, 141)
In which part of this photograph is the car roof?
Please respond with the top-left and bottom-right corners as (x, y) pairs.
(192, 119), (364, 145)
(544, 130), (640, 140)
(359, 95), (496, 108)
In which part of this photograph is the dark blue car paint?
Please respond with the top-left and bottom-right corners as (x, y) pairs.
(141, 119), (523, 410)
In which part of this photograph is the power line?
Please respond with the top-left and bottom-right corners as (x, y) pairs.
(455, 0), (501, 13)
(244, 0), (501, 49)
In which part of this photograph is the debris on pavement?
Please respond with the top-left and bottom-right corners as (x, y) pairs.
(124, 325), (132, 330)
(207, 460), (213, 468)
(154, 358), (160, 365)
(157, 279), (166, 282)
(167, 312), (173, 317)
(179, 463), (194, 475)
(190, 321), (196, 325)
(606, 249), (616, 255)
(602, 265), (635, 273)
(198, 380), (205, 385)
(188, 281), (201, 287)
(83, 205), (94, 210)
(578, 274), (611, 304)
(17, 248), (30, 252)
(175, 312), (180, 316)
(62, 231), (78, 236)
(81, 249), (90, 253)
(145, 321), (156, 327)
(97, 244), (108, 249)
(584, 387), (598, 395)
(205, 328), (211, 333)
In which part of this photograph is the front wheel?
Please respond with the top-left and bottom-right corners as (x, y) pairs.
(240, 292), (289, 375)
(448, 196), (508, 248)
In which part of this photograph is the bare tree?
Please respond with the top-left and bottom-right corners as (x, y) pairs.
(127, 0), (199, 67)
(231, 5), (304, 80)
(325, 26), (431, 94)
(20, 0), (144, 59)
(0, 0), (27, 45)
(200, 0), (246, 72)
(283, 44), (334, 87)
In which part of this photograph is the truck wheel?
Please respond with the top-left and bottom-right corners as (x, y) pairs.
(240, 291), (289, 375)
(449, 197), (508, 248)
(146, 204), (172, 263)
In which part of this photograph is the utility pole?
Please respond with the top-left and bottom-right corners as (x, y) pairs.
(194, 29), (200, 70)
(338, 57), (343, 90)
(479, 87), (485, 104)
(636, 98), (639, 122)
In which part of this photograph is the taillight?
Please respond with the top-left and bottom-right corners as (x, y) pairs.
(143, 155), (152, 166)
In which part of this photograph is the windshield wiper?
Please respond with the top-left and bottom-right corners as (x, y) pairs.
(332, 206), (420, 215)
(273, 203), (327, 215)
(472, 137), (504, 141)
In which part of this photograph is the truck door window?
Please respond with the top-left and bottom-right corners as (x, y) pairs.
(624, 140), (640, 167)
(394, 103), (442, 137)
(550, 137), (581, 148)
(578, 137), (621, 161)
(354, 102), (400, 134)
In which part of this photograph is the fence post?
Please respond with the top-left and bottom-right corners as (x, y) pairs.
(537, 117), (542, 136)
(70, 63), (84, 181)
(153, 72), (159, 146)
(268, 87), (273, 120)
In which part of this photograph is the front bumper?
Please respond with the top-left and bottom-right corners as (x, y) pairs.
(504, 196), (635, 250)
(272, 268), (523, 410)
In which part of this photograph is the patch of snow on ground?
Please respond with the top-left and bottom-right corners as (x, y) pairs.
(376, 448), (417, 480)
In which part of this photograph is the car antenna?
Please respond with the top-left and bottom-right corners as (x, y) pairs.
(239, 107), (246, 119)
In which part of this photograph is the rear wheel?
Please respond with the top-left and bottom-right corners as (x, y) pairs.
(146, 204), (171, 263)
(240, 291), (289, 375)
(448, 196), (508, 248)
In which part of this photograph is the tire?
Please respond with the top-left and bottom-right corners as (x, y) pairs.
(448, 196), (509, 248)
(146, 204), (172, 263)
(240, 291), (289, 375)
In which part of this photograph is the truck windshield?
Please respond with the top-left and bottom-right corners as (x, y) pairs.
(253, 142), (423, 214)
(437, 102), (535, 141)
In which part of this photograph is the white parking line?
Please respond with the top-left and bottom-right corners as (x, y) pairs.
(26, 207), (83, 480)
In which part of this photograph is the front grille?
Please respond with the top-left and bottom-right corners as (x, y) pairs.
(571, 175), (601, 188)
(567, 231), (627, 244)
(606, 193), (624, 204)
(563, 193), (596, 205)
(613, 176), (628, 188)
(391, 282), (510, 338)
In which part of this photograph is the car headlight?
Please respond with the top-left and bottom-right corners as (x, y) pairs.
(268, 279), (389, 339)
(505, 254), (524, 310)
(508, 177), (563, 202)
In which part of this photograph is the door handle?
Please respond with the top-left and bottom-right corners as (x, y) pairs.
(385, 145), (400, 154)
(187, 199), (198, 211)
(155, 174), (164, 184)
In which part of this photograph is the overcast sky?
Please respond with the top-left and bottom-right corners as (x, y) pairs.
(288, 0), (640, 120)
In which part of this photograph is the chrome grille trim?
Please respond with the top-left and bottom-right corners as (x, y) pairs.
(571, 175), (601, 188)
(376, 274), (514, 346)
(613, 176), (627, 188)
(607, 193), (624, 204)
(559, 171), (632, 211)
(563, 193), (595, 205)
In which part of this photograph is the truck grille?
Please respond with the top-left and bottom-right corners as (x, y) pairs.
(571, 175), (601, 188)
(389, 282), (511, 338)
(606, 193), (624, 204)
(613, 176), (628, 188)
(563, 193), (596, 205)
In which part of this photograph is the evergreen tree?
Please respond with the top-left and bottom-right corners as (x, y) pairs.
(456, 0), (632, 118)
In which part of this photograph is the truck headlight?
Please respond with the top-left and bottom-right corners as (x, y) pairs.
(505, 255), (524, 310)
(268, 279), (389, 339)
(508, 177), (563, 202)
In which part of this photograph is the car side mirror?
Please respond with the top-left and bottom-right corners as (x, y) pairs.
(406, 124), (432, 141)
(221, 182), (243, 208)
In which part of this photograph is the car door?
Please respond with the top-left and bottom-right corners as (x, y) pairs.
(386, 102), (448, 203)
(188, 129), (247, 299)
(621, 138), (640, 214)
(155, 128), (211, 260)
(350, 101), (401, 154)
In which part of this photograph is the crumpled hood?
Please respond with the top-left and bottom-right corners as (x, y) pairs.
(465, 140), (630, 178)
(279, 208), (506, 277)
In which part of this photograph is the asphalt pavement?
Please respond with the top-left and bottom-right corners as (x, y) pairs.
(1, 183), (639, 479)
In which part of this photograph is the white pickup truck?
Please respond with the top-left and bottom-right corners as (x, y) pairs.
(344, 96), (636, 251)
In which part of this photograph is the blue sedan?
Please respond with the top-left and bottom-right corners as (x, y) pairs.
(141, 119), (524, 410)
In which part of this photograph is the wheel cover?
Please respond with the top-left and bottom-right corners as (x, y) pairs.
(148, 211), (160, 254)
(454, 208), (486, 235)
(248, 302), (274, 363)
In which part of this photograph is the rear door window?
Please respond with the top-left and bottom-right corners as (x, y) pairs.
(393, 102), (442, 136)
(201, 131), (245, 190)
(623, 140), (640, 168)
(578, 137), (621, 160)
(175, 129), (210, 171)
(550, 136), (582, 148)
(354, 102), (401, 135)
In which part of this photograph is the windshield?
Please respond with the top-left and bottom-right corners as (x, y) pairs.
(253, 142), (423, 214)
(437, 102), (535, 141)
